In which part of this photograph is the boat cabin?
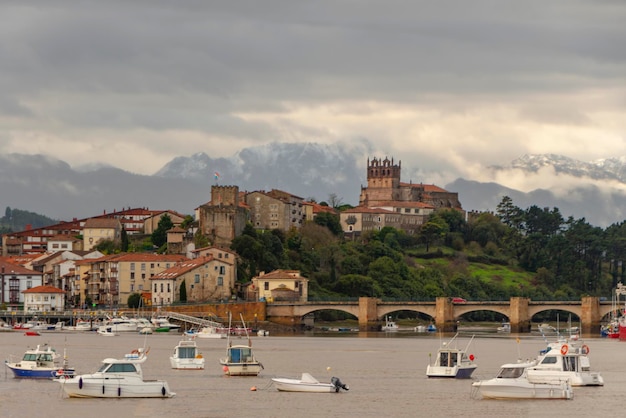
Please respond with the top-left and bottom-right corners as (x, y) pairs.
(437, 350), (469, 367)
(226, 346), (254, 363)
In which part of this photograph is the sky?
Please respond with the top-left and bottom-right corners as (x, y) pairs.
(1, 1), (625, 194)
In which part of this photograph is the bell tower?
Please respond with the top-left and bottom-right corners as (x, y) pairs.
(359, 157), (401, 205)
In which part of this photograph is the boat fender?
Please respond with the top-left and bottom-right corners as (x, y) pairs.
(161, 386), (166, 397)
(78, 377), (83, 389)
(560, 344), (568, 355)
(582, 344), (590, 354)
(102, 385), (105, 394)
(118, 387), (121, 397)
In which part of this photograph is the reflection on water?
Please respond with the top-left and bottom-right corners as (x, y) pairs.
(0, 331), (621, 417)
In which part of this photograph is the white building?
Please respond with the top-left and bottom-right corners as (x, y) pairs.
(22, 285), (65, 312)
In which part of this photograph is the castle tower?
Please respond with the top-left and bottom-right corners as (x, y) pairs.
(359, 157), (401, 205)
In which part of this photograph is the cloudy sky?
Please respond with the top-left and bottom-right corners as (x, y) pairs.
(1, 1), (625, 192)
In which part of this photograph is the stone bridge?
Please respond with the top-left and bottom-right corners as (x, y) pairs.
(266, 297), (616, 333)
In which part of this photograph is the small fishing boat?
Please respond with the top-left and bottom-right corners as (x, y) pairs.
(170, 338), (204, 370)
(426, 334), (477, 378)
(96, 326), (117, 336)
(5, 344), (75, 379)
(272, 373), (349, 393)
(472, 360), (573, 400)
(219, 314), (263, 376)
(57, 347), (175, 398)
(381, 316), (399, 332)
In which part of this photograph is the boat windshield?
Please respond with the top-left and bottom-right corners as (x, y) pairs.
(98, 363), (138, 373)
(496, 367), (525, 379)
(23, 353), (53, 362)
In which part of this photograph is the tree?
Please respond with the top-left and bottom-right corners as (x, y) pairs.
(151, 214), (174, 248)
(327, 193), (344, 209)
(127, 293), (141, 309)
(314, 212), (343, 236)
(121, 227), (129, 252)
(179, 280), (187, 302)
(420, 217), (449, 252)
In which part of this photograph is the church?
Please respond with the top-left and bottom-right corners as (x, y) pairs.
(340, 157), (463, 236)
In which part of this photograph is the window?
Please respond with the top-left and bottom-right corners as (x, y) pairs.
(264, 282), (269, 291)
(194, 274), (200, 284)
(219, 266), (226, 275)
(141, 263), (146, 271)
(130, 263), (135, 271)
(130, 272), (135, 280)
(154, 284), (157, 292)
(160, 283), (164, 292)
(217, 277), (223, 286)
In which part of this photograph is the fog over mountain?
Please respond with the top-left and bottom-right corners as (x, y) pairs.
(2, 145), (626, 227)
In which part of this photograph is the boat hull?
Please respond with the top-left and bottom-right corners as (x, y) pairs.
(472, 380), (573, 400)
(272, 378), (336, 393)
(220, 361), (263, 376)
(59, 376), (175, 398)
(5, 364), (63, 379)
(426, 364), (477, 379)
(170, 358), (204, 370)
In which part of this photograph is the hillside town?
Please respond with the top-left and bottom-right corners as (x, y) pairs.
(0, 157), (462, 312)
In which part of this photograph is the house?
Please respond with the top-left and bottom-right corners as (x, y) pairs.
(245, 189), (306, 232)
(0, 260), (44, 308)
(143, 210), (187, 234)
(22, 285), (65, 312)
(82, 218), (123, 251)
(150, 255), (235, 306)
(77, 253), (187, 308)
(250, 269), (309, 302)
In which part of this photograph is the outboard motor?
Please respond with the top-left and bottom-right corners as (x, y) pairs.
(330, 377), (349, 392)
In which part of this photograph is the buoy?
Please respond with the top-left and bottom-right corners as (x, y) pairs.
(250, 386), (257, 391)
(469, 354), (475, 361)
(223, 365), (229, 372)
(326, 366), (331, 371)
(161, 386), (166, 396)
(78, 377), (83, 389)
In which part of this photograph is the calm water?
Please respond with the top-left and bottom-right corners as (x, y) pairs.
(0, 330), (623, 418)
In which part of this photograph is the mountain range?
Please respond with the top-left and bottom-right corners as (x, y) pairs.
(1, 145), (626, 228)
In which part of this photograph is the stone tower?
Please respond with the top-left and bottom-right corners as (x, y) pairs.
(359, 157), (401, 205)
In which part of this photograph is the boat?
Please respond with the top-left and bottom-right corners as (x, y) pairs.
(96, 326), (117, 336)
(426, 334), (477, 378)
(57, 347), (176, 398)
(5, 344), (75, 379)
(100, 317), (139, 333)
(526, 337), (603, 386)
(538, 323), (557, 334)
(381, 316), (399, 332)
(196, 326), (226, 339)
(219, 313), (264, 376)
(471, 360), (573, 400)
(170, 338), (204, 370)
(497, 322), (511, 333)
(151, 316), (181, 332)
(426, 324), (437, 332)
(272, 373), (349, 393)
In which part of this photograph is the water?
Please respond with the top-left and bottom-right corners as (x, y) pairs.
(0, 331), (623, 417)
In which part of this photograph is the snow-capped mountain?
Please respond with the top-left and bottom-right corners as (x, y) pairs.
(154, 142), (368, 204)
(3, 148), (626, 227)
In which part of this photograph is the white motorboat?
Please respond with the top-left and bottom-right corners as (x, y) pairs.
(100, 317), (139, 333)
(497, 322), (511, 333)
(170, 338), (204, 370)
(526, 337), (603, 386)
(426, 334), (477, 378)
(219, 314), (263, 376)
(96, 327), (117, 337)
(381, 316), (399, 332)
(57, 348), (175, 398)
(195, 326), (226, 339)
(152, 316), (181, 332)
(472, 360), (573, 400)
(272, 373), (349, 393)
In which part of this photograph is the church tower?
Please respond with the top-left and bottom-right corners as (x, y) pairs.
(359, 157), (401, 205)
